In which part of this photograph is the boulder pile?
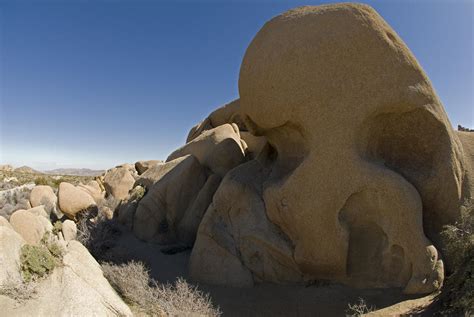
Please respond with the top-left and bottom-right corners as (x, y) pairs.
(110, 3), (474, 296)
(1, 5), (473, 315)
(0, 212), (131, 316)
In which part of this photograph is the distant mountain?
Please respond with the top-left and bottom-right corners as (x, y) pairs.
(44, 168), (104, 176)
(14, 166), (42, 174)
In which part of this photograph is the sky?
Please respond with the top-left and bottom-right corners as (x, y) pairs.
(0, 0), (473, 170)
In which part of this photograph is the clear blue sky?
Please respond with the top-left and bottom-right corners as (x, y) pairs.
(1, 0), (472, 170)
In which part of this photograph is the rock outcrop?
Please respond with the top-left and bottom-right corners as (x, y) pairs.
(0, 240), (132, 316)
(0, 216), (12, 229)
(5, 3), (467, 304)
(58, 182), (97, 219)
(9, 209), (52, 245)
(186, 99), (245, 142)
(168, 124), (246, 177)
(104, 167), (135, 200)
(29, 185), (57, 215)
(62, 220), (77, 241)
(135, 160), (163, 175)
(78, 180), (105, 203)
(0, 226), (25, 286)
(189, 3), (473, 294)
(133, 155), (211, 244)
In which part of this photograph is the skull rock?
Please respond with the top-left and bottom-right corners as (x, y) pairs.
(191, 3), (471, 294)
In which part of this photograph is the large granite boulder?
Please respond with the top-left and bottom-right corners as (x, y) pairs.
(191, 3), (473, 295)
(58, 182), (97, 219)
(135, 160), (163, 175)
(104, 167), (135, 200)
(168, 124), (246, 177)
(0, 240), (132, 316)
(135, 157), (188, 189)
(77, 180), (105, 203)
(186, 99), (246, 142)
(9, 209), (53, 245)
(0, 226), (25, 286)
(190, 159), (301, 286)
(29, 185), (57, 215)
(133, 155), (216, 245)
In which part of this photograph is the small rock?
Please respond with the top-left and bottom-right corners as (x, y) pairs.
(62, 220), (77, 241)
(9, 209), (52, 245)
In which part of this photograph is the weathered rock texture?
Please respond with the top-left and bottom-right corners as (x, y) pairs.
(135, 160), (163, 175)
(186, 99), (245, 142)
(168, 124), (246, 177)
(0, 241), (132, 316)
(58, 182), (97, 219)
(104, 167), (136, 200)
(133, 155), (216, 245)
(78, 180), (105, 203)
(9, 209), (52, 245)
(29, 185), (57, 215)
(62, 220), (77, 241)
(0, 226), (25, 286)
(189, 3), (472, 294)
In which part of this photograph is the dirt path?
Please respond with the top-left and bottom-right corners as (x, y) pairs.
(111, 230), (433, 316)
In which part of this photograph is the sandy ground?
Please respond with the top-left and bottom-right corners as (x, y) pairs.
(110, 229), (435, 316)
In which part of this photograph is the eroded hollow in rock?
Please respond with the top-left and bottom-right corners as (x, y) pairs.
(359, 108), (461, 246)
(339, 192), (412, 289)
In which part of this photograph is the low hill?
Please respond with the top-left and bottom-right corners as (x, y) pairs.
(44, 168), (104, 176)
(14, 166), (42, 174)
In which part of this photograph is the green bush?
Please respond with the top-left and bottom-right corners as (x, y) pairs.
(34, 177), (50, 186)
(130, 186), (145, 201)
(438, 204), (473, 316)
(52, 221), (63, 235)
(20, 245), (56, 282)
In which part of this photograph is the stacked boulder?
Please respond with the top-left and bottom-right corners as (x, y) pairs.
(116, 121), (260, 247)
(4, 3), (472, 303)
(115, 3), (474, 296)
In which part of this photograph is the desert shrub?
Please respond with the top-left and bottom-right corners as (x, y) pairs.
(0, 277), (37, 303)
(437, 204), (474, 316)
(0, 203), (15, 220)
(0, 187), (31, 220)
(129, 185), (145, 201)
(102, 261), (221, 317)
(20, 232), (64, 282)
(20, 245), (56, 282)
(52, 221), (63, 235)
(157, 277), (221, 317)
(77, 216), (123, 262)
(346, 298), (375, 316)
(41, 232), (65, 258)
(34, 176), (49, 186)
(97, 195), (121, 213)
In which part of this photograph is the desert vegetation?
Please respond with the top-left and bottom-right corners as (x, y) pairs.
(345, 298), (375, 316)
(102, 261), (221, 316)
(437, 203), (474, 315)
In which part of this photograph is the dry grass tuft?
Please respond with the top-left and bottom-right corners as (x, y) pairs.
(346, 298), (375, 317)
(76, 215), (125, 263)
(102, 261), (221, 317)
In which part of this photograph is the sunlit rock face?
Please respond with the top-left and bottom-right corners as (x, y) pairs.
(190, 3), (472, 294)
